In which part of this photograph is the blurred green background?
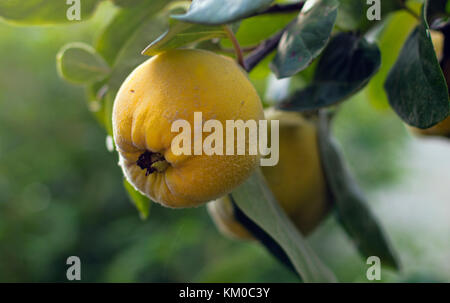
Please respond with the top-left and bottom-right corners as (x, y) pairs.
(0, 2), (449, 282)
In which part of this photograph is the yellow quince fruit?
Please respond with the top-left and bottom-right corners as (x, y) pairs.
(113, 49), (264, 208)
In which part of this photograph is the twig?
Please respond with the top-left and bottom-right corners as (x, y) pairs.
(233, 2), (305, 72)
(243, 27), (286, 72)
(249, 2), (305, 18)
(223, 25), (245, 69)
(221, 44), (260, 54)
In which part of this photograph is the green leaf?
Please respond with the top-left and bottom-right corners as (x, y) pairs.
(270, 0), (338, 78)
(95, 0), (170, 65)
(57, 43), (110, 85)
(366, 8), (420, 110)
(86, 80), (109, 129)
(142, 19), (227, 56)
(0, 0), (100, 25)
(123, 179), (151, 220)
(172, 0), (274, 25)
(317, 110), (400, 270)
(385, 2), (450, 129)
(231, 169), (337, 282)
(93, 1), (169, 130)
(108, 18), (167, 92)
(104, 90), (115, 137)
(278, 33), (381, 110)
(79, 3), (168, 138)
(334, 0), (365, 30)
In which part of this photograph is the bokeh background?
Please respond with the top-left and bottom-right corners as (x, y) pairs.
(0, 2), (449, 282)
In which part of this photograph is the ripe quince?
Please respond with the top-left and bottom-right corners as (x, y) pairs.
(113, 49), (264, 208)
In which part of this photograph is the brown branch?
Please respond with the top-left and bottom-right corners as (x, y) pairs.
(243, 19), (298, 73)
(249, 2), (305, 18)
(221, 44), (260, 54)
(242, 2), (305, 72)
(217, 2), (304, 72)
(243, 30), (283, 72)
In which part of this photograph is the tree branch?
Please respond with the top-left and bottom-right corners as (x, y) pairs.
(243, 20), (296, 73)
(241, 2), (305, 72)
(243, 30), (283, 72)
(249, 2), (305, 18)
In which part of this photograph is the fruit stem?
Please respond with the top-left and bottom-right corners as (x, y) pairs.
(223, 25), (246, 69)
(243, 28), (285, 72)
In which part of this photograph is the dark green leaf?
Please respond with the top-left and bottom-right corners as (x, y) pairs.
(96, 0), (170, 65)
(317, 110), (400, 270)
(86, 83), (114, 135)
(232, 169), (337, 282)
(0, 0), (100, 25)
(172, 0), (274, 25)
(366, 8), (420, 110)
(57, 43), (110, 84)
(142, 19), (227, 56)
(278, 33), (381, 110)
(123, 179), (151, 220)
(385, 2), (450, 129)
(270, 0), (338, 78)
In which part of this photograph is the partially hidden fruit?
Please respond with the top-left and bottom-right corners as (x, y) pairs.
(409, 116), (450, 138)
(113, 49), (264, 208)
(208, 109), (330, 239)
(430, 30), (444, 62)
(207, 195), (253, 240)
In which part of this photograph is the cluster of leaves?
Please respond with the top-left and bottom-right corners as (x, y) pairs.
(1, 0), (449, 282)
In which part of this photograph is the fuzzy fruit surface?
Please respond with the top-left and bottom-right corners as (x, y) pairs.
(113, 49), (264, 208)
(208, 109), (330, 239)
